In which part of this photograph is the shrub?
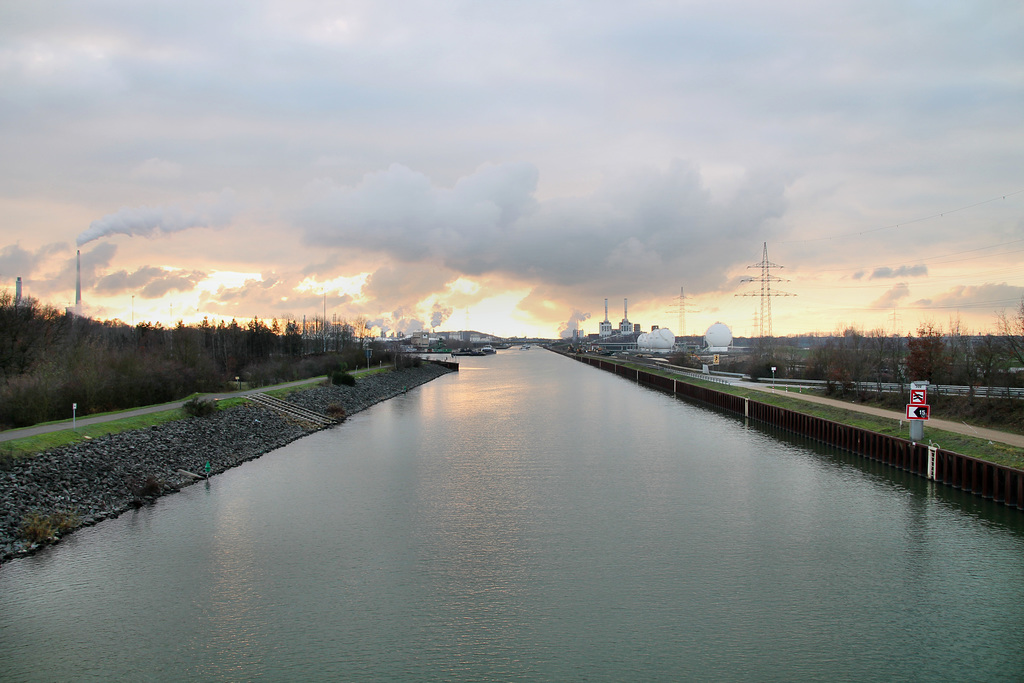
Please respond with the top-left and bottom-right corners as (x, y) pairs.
(331, 371), (356, 386)
(140, 475), (162, 497)
(129, 475), (163, 507)
(182, 396), (216, 417)
(20, 509), (80, 544)
(326, 403), (347, 420)
(0, 444), (14, 471)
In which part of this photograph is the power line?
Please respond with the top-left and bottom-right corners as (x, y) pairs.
(799, 239), (1024, 274)
(781, 188), (1024, 245)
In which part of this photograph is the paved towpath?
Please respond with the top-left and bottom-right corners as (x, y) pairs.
(0, 368), (384, 443)
(734, 380), (1024, 449)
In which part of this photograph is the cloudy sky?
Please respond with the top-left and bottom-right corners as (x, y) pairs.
(2, 1), (1022, 339)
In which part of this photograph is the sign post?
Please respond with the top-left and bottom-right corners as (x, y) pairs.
(72, 403), (77, 431)
(907, 381), (929, 442)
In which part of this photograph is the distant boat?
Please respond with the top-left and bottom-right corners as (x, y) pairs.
(452, 348), (485, 356)
(522, 343), (531, 350)
(480, 345), (496, 354)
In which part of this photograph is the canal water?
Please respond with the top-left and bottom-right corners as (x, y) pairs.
(1, 350), (1022, 681)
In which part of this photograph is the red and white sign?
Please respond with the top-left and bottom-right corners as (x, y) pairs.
(906, 404), (930, 420)
(910, 389), (927, 405)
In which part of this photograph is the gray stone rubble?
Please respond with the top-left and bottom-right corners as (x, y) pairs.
(0, 363), (453, 563)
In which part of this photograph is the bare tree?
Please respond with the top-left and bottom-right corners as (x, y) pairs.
(996, 298), (1024, 367)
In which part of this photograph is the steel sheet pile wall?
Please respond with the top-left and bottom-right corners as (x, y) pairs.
(574, 354), (1023, 510)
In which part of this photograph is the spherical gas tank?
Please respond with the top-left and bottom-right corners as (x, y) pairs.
(638, 327), (675, 351)
(704, 323), (732, 349)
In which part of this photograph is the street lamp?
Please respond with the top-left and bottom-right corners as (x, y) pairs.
(771, 366), (777, 392)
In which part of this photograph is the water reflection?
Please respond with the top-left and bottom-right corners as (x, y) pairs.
(1, 350), (1022, 682)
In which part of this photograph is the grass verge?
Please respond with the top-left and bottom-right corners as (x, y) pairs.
(1, 396), (246, 461)
(610, 359), (1024, 470)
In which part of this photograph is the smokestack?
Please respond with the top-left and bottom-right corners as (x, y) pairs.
(604, 298), (609, 322)
(624, 298), (628, 321)
(75, 250), (82, 315)
(15, 277), (21, 305)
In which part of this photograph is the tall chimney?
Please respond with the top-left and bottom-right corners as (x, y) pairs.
(75, 250), (82, 315)
(604, 298), (609, 322)
(624, 298), (628, 320)
(15, 276), (22, 305)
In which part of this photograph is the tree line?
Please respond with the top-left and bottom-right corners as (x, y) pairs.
(0, 290), (384, 429)
(692, 303), (1024, 398)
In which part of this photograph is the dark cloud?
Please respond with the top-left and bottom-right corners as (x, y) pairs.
(362, 263), (456, 308)
(4, 1), (1022, 336)
(921, 283), (1024, 312)
(300, 161), (788, 298)
(95, 266), (206, 298)
(0, 242), (67, 280)
(198, 275), (353, 319)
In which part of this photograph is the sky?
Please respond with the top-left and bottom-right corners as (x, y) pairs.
(1, 0), (1022, 340)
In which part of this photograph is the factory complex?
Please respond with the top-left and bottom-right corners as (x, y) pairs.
(574, 298), (735, 356)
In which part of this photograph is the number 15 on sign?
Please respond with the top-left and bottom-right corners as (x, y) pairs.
(906, 404), (930, 420)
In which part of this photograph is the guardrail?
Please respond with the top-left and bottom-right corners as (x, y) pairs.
(762, 377), (1024, 398)
(570, 353), (1024, 511)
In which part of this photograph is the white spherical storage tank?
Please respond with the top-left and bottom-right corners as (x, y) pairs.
(637, 327), (675, 352)
(704, 323), (733, 350)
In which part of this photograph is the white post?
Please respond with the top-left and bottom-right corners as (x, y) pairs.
(771, 366), (777, 392)
(72, 402), (77, 431)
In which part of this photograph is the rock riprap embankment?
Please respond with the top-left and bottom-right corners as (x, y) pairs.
(0, 363), (453, 562)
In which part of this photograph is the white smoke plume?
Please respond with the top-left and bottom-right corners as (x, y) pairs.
(431, 304), (453, 329)
(77, 190), (236, 246)
(559, 309), (591, 339)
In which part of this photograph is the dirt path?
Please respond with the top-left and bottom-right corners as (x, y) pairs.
(0, 368), (383, 443)
(735, 381), (1024, 449)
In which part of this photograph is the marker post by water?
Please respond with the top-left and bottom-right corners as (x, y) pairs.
(72, 403), (77, 431)
(204, 461), (211, 480)
(907, 381), (929, 442)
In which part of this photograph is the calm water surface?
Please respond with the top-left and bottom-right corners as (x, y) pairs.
(2, 350), (1023, 681)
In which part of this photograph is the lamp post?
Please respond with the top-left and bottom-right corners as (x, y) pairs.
(771, 366), (777, 392)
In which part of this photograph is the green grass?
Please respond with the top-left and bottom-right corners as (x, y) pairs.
(0, 366), (396, 462)
(0, 396), (248, 461)
(1, 408), (188, 460)
(609, 358), (1024, 470)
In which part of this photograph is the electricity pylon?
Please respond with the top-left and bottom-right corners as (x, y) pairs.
(736, 242), (795, 341)
(666, 286), (695, 337)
